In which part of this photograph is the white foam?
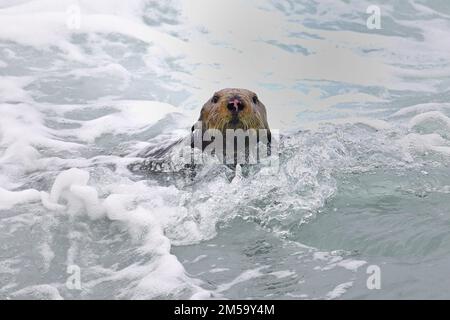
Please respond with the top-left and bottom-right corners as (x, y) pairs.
(336, 259), (367, 272)
(0, 103), (84, 184)
(0, 76), (33, 102)
(67, 63), (131, 90)
(0, 2), (184, 59)
(313, 251), (366, 272)
(38, 242), (55, 273)
(216, 267), (265, 293)
(37, 168), (212, 299)
(309, 117), (393, 131)
(0, 187), (41, 210)
(10, 285), (63, 300)
(389, 103), (450, 118)
(286, 293), (309, 299)
(400, 133), (450, 155)
(67, 101), (181, 143)
(209, 268), (230, 274)
(270, 270), (296, 279)
(409, 111), (450, 129)
(326, 281), (353, 300)
(189, 255), (207, 264)
(69, 185), (105, 219)
(49, 168), (89, 203)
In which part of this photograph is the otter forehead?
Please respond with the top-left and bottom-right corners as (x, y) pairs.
(214, 88), (256, 98)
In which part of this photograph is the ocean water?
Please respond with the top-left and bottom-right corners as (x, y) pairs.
(1, 0), (450, 299)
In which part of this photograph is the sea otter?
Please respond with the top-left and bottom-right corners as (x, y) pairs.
(129, 88), (272, 174)
(194, 88), (270, 137)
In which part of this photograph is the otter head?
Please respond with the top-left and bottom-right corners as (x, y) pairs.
(194, 88), (270, 135)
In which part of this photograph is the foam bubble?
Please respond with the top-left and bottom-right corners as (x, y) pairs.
(326, 281), (353, 300)
(0, 187), (41, 210)
(10, 285), (63, 300)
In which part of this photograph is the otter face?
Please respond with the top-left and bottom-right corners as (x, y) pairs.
(196, 88), (270, 132)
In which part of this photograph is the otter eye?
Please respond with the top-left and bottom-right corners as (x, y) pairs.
(211, 95), (219, 103)
(252, 95), (258, 104)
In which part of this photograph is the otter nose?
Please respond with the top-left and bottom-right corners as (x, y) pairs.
(227, 97), (244, 113)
